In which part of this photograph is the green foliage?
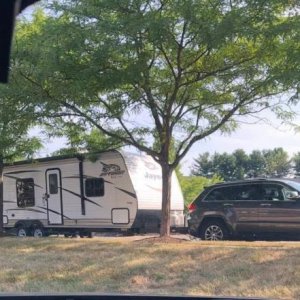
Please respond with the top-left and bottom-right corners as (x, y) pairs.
(248, 150), (266, 178)
(178, 173), (222, 207)
(3, 137), (42, 163)
(192, 148), (291, 180)
(263, 148), (290, 177)
(50, 127), (123, 156)
(233, 149), (249, 180)
(0, 83), (42, 162)
(192, 151), (245, 180)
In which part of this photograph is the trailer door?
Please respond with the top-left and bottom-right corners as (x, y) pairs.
(46, 169), (63, 225)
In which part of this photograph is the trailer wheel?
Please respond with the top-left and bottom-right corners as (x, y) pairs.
(16, 226), (28, 237)
(32, 227), (44, 238)
(87, 232), (94, 238)
(79, 231), (94, 238)
(30, 222), (46, 238)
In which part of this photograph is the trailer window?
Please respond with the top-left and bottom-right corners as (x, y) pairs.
(85, 178), (104, 197)
(16, 178), (35, 207)
(49, 173), (58, 194)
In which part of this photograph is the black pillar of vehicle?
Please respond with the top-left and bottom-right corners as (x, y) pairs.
(0, 0), (39, 83)
(0, 1), (16, 83)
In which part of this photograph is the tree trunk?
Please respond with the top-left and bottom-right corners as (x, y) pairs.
(160, 163), (172, 237)
(0, 157), (3, 234)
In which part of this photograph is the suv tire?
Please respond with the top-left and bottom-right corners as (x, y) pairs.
(199, 220), (228, 241)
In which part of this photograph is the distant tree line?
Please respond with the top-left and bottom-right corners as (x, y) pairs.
(191, 148), (300, 181)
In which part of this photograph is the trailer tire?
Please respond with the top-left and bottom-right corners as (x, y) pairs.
(79, 231), (94, 238)
(87, 232), (94, 238)
(16, 226), (28, 237)
(30, 222), (46, 238)
(32, 227), (45, 238)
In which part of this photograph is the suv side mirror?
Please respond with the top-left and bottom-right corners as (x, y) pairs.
(286, 191), (300, 200)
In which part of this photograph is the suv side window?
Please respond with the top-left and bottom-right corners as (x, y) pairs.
(261, 184), (284, 201)
(204, 186), (233, 201)
(282, 186), (299, 200)
(231, 184), (261, 201)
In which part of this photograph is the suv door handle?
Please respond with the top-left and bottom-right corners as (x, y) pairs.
(260, 203), (272, 207)
(223, 203), (233, 207)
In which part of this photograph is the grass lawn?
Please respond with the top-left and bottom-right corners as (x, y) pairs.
(0, 236), (300, 299)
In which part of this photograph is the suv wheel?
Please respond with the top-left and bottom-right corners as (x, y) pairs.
(200, 220), (228, 241)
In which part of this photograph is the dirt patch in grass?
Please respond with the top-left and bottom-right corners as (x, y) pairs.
(1, 236), (300, 299)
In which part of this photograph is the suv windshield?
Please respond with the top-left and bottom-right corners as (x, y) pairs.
(283, 180), (300, 192)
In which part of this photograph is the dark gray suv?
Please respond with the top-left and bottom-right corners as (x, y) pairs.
(187, 178), (300, 240)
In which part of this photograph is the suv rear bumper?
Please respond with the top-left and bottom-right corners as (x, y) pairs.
(187, 216), (200, 237)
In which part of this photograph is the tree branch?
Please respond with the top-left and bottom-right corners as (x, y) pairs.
(171, 99), (247, 168)
(180, 55), (257, 87)
(61, 101), (160, 159)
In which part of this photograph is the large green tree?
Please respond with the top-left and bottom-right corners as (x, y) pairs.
(12, 1), (300, 236)
(178, 173), (221, 208)
(248, 150), (266, 177)
(192, 148), (291, 180)
(263, 148), (290, 177)
(192, 151), (245, 180)
(0, 83), (42, 233)
(232, 149), (249, 180)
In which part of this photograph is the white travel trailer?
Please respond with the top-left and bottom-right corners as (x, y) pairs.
(3, 150), (185, 237)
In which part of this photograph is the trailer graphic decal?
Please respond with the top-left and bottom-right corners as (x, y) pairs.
(36, 206), (71, 219)
(104, 180), (113, 184)
(61, 188), (103, 208)
(62, 175), (113, 185)
(4, 170), (42, 175)
(145, 184), (162, 192)
(63, 175), (100, 179)
(3, 174), (43, 189)
(115, 187), (136, 199)
(7, 208), (47, 214)
(100, 162), (125, 177)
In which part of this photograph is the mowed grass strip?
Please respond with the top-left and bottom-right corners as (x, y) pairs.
(1, 237), (300, 299)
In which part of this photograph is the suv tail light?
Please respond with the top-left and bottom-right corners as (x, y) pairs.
(187, 202), (197, 213)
